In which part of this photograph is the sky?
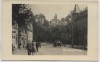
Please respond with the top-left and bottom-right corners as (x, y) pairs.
(31, 4), (87, 21)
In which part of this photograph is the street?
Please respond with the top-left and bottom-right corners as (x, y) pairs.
(12, 4), (88, 56)
(13, 43), (87, 55)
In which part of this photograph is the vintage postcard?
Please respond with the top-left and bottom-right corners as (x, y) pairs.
(2, 0), (98, 61)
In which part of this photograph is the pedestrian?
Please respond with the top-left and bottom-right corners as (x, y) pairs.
(12, 44), (14, 52)
(36, 41), (39, 52)
(18, 42), (21, 49)
(39, 41), (41, 48)
(31, 41), (36, 55)
(26, 41), (32, 55)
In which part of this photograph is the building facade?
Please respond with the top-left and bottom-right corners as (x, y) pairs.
(71, 4), (88, 48)
(12, 19), (18, 49)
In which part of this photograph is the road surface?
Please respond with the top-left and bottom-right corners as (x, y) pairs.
(13, 43), (87, 55)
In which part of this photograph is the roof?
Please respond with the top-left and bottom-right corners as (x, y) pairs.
(73, 4), (80, 13)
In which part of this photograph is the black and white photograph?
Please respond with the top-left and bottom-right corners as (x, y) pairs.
(12, 4), (88, 55)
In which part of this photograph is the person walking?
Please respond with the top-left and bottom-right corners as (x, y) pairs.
(26, 41), (32, 55)
(31, 41), (36, 55)
(36, 41), (39, 52)
(18, 42), (21, 49)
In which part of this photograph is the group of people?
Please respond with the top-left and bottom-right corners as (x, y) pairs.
(26, 41), (41, 55)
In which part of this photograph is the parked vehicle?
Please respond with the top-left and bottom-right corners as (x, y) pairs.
(53, 40), (62, 47)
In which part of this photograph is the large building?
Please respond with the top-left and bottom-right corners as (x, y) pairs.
(50, 14), (59, 27)
(50, 14), (67, 27)
(71, 4), (88, 48)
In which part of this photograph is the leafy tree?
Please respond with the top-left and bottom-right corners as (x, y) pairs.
(12, 4), (34, 48)
(12, 4), (33, 27)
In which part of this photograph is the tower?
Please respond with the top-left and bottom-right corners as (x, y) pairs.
(54, 14), (57, 22)
(73, 4), (80, 13)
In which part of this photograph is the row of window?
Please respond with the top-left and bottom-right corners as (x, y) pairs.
(12, 31), (16, 33)
(12, 36), (17, 39)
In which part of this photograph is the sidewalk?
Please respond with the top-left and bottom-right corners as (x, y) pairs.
(12, 48), (41, 55)
(12, 48), (28, 55)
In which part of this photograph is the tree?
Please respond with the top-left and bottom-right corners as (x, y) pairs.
(12, 4), (34, 48)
